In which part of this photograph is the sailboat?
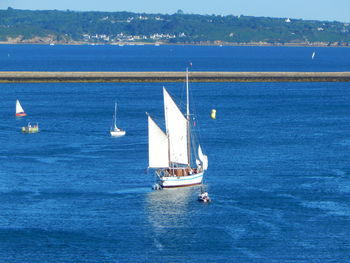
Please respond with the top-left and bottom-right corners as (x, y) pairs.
(16, 100), (27, 117)
(312, 51), (316, 59)
(147, 68), (208, 188)
(110, 102), (126, 137)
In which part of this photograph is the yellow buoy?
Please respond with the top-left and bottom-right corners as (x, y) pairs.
(210, 109), (216, 119)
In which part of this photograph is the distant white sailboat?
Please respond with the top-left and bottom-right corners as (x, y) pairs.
(110, 102), (126, 137)
(312, 51), (316, 59)
(16, 100), (27, 117)
(147, 68), (208, 188)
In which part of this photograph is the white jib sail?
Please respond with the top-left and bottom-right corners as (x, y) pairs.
(198, 145), (208, 170)
(16, 100), (24, 113)
(163, 87), (189, 165)
(148, 116), (169, 168)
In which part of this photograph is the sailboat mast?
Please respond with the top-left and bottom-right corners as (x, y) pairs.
(114, 102), (117, 128)
(186, 68), (191, 167)
(186, 68), (190, 118)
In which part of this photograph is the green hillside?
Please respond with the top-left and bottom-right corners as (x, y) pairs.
(0, 8), (349, 45)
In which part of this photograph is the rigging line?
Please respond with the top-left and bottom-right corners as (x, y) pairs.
(184, 75), (204, 162)
(188, 84), (204, 149)
(189, 84), (207, 153)
(166, 86), (185, 112)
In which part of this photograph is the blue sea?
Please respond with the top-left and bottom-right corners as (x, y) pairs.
(0, 45), (350, 262)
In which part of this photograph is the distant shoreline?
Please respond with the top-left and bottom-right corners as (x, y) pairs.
(2, 9), (349, 49)
(0, 41), (349, 48)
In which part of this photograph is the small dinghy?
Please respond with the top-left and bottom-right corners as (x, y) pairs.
(198, 190), (211, 203)
(22, 122), (39, 133)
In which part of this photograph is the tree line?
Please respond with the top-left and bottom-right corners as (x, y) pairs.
(0, 8), (349, 45)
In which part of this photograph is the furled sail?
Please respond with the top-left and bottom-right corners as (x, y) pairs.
(148, 116), (169, 168)
(198, 145), (208, 170)
(163, 87), (189, 165)
(16, 100), (25, 114)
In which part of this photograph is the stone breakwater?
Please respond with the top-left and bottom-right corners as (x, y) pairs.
(1, 71), (350, 83)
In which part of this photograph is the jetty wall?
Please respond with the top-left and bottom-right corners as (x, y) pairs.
(1, 71), (350, 83)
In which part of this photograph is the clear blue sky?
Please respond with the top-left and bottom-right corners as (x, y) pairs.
(1, 0), (349, 22)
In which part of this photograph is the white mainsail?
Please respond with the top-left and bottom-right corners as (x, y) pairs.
(198, 145), (208, 170)
(148, 116), (169, 168)
(163, 87), (189, 165)
(16, 100), (25, 114)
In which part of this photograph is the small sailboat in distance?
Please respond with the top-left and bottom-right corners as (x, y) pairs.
(147, 68), (208, 188)
(312, 51), (316, 59)
(16, 100), (27, 117)
(110, 102), (126, 137)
